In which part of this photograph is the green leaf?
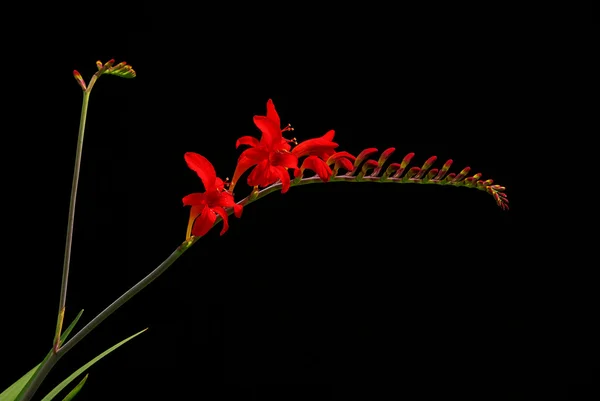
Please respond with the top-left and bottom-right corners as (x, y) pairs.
(0, 310), (85, 401)
(40, 328), (147, 401)
(0, 365), (39, 401)
(59, 309), (84, 347)
(60, 374), (88, 401)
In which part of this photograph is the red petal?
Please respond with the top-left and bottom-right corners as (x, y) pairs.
(212, 191), (234, 207)
(231, 149), (266, 189)
(241, 147), (269, 162)
(184, 152), (216, 190)
(182, 192), (206, 206)
(215, 177), (225, 191)
(270, 151), (298, 169)
(192, 204), (217, 237)
(355, 148), (379, 164)
(186, 204), (205, 240)
(254, 116), (282, 149)
(322, 129), (335, 141)
(301, 156), (332, 182)
(212, 192), (243, 218)
(236, 136), (260, 149)
(213, 192), (242, 217)
(274, 165), (291, 193)
(280, 138), (292, 152)
(292, 137), (338, 159)
(327, 151), (356, 165)
(266, 99), (281, 130)
(247, 159), (270, 187)
(232, 203), (243, 218)
(212, 206), (230, 236)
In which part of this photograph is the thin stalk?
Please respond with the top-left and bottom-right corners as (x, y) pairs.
(18, 169), (500, 400)
(17, 242), (190, 401)
(52, 71), (103, 352)
(53, 90), (90, 352)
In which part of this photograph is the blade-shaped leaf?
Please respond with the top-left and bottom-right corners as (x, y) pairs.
(0, 365), (39, 401)
(0, 310), (84, 401)
(60, 310), (84, 347)
(40, 328), (147, 401)
(60, 374), (88, 401)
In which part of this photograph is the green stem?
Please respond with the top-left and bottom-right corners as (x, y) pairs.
(52, 71), (104, 350)
(17, 242), (191, 401)
(235, 173), (494, 210)
(59, 244), (189, 355)
(19, 72), (107, 401)
(17, 169), (499, 401)
(192, 172), (495, 245)
(53, 90), (91, 352)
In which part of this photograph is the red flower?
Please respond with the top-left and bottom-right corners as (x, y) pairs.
(292, 129), (338, 159)
(230, 99), (298, 193)
(182, 152), (242, 239)
(292, 130), (356, 181)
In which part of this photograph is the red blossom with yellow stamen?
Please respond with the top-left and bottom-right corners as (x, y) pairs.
(230, 99), (508, 210)
(182, 152), (242, 239)
(230, 99), (298, 193)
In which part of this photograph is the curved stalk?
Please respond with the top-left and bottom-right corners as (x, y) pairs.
(18, 167), (506, 401)
(17, 243), (190, 401)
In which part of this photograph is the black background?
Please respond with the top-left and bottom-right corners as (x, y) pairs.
(0, 5), (590, 401)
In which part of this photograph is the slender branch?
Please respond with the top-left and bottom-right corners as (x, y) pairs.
(237, 173), (500, 211)
(17, 163), (505, 401)
(53, 90), (91, 352)
(17, 242), (191, 401)
(191, 171), (504, 246)
(52, 68), (106, 351)
(18, 62), (138, 400)
(59, 243), (190, 355)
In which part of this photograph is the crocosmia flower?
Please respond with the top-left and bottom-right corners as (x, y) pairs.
(292, 129), (338, 159)
(292, 130), (356, 181)
(230, 99), (298, 193)
(182, 152), (242, 239)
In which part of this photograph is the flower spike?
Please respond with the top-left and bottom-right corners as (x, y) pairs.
(226, 99), (509, 211)
(74, 59), (136, 93)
